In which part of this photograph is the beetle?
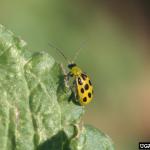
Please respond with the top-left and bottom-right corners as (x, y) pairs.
(49, 42), (93, 105)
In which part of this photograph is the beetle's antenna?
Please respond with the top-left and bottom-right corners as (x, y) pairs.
(48, 42), (70, 64)
(73, 40), (87, 62)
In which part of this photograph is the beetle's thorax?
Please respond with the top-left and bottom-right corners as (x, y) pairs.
(70, 66), (82, 76)
(68, 63), (82, 76)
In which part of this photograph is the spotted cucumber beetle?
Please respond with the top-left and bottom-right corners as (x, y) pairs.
(49, 42), (93, 105)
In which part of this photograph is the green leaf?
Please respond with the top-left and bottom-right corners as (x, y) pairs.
(0, 24), (114, 150)
(70, 125), (115, 150)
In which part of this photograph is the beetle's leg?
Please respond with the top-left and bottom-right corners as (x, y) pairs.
(60, 64), (70, 88)
(65, 72), (74, 88)
(73, 80), (78, 102)
(69, 80), (81, 106)
(60, 64), (67, 75)
(64, 74), (69, 88)
(66, 72), (73, 81)
(68, 78), (79, 103)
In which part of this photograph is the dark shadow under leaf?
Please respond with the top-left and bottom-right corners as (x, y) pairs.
(37, 130), (71, 150)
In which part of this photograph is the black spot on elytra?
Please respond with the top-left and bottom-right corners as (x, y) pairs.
(83, 97), (87, 102)
(81, 73), (87, 80)
(78, 77), (82, 85)
(81, 88), (84, 93)
(88, 92), (91, 98)
(84, 84), (89, 90)
(89, 80), (92, 85)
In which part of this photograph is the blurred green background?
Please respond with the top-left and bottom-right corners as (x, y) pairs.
(1, 0), (150, 149)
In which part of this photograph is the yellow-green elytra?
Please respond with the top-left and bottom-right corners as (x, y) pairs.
(68, 63), (93, 105)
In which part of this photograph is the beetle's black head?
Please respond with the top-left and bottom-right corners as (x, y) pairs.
(68, 63), (76, 69)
